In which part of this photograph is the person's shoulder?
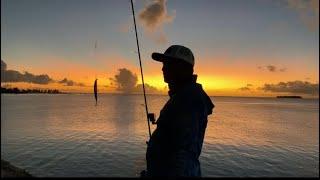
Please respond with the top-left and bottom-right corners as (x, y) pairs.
(177, 83), (204, 106)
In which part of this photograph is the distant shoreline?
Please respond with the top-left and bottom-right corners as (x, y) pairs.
(1, 87), (318, 99)
(276, 96), (302, 99)
(1, 87), (66, 94)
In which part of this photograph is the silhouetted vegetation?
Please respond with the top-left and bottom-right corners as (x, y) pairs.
(1, 87), (63, 94)
(276, 96), (302, 98)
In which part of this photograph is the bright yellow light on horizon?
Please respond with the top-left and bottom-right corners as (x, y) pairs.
(143, 74), (245, 92)
(197, 75), (247, 91)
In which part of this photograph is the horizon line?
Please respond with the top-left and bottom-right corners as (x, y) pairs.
(19, 92), (318, 99)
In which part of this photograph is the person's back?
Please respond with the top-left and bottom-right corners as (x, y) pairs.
(145, 45), (214, 177)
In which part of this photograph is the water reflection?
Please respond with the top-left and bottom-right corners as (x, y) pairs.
(112, 94), (139, 136)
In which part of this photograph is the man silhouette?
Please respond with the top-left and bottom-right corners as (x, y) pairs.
(143, 45), (214, 177)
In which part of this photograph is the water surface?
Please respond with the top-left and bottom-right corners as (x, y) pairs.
(1, 94), (319, 177)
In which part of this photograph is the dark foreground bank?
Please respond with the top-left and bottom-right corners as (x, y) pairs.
(1, 159), (33, 177)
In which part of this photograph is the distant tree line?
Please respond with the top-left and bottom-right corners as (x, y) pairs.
(1, 87), (62, 94)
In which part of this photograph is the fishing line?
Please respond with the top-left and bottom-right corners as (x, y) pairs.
(130, 0), (152, 139)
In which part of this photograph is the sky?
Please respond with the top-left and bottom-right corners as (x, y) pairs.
(1, 0), (319, 97)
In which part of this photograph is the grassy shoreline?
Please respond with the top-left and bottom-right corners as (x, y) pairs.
(1, 159), (33, 177)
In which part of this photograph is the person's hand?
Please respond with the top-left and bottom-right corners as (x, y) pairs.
(140, 170), (148, 177)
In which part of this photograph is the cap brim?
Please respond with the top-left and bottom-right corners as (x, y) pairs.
(152, 52), (181, 63)
(152, 53), (166, 62)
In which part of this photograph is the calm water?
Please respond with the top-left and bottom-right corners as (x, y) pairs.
(1, 94), (319, 177)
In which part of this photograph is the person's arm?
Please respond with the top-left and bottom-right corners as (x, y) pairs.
(168, 108), (200, 176)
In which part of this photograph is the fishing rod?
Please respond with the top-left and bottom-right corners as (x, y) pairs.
(130, 0), (155, 140)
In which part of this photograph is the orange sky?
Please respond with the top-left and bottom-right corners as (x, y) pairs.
(2, 53), (318, 98)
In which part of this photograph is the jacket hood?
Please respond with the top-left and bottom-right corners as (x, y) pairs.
(196, 83), (214, 115)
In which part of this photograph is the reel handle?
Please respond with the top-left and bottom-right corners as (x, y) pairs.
(147, 113), (157, 124)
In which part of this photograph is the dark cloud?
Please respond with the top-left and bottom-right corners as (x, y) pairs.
(110, 68), (138, 93)
(1, 60), (83, 86)
(1, 60), (7, 72)
(239, 87), (251, 91)
(138, 0), (174, 32)
(1, 70), (24, 83)
(58, 78), (75, 86)
(239, 84), (253, 91)
(24, 72), (52, 84)
(110, 68), (160, 94)
(261, 80), (319, 95)
(58, 78), (85, 87)
(135, 83), (162, 94)
(2, 69), (53, 84)
(279, 68), (286, 72)
(2, 60), (53, 84)
(258, 65), (286, 72)
(138, 0), (175, 44)
(266, 65), (276, 72)
(78, 83), (85, 87)
(286, 0), (319, 32)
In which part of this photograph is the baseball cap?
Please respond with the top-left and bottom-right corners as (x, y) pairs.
(152, 45), (194, 66)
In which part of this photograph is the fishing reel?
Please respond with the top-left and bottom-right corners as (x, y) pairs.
(147, 113), (157, 124)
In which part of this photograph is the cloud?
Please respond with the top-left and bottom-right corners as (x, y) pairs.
(258, 65), (286, 72)
(1, 60), (84, 86)
(2, 60), (53, 84)
(1, 60), (7, 72)
(239, 83), (253, 91)
(110, 68), (138, 93)
(239, 87), (251, 91)
(279, 68), (286, 72)
(110, 68), (160, 94)
(135, 83), (162, 94)
(266, 65), (276, 72)
(23, 71), (53, 84)
(285, 0), (319, 31)
(58, 78), (85, 87)
(138, 0), (174, 32)
(260, 80), (319, 95)
(2, 68), (53, 85)
(138, 0), (175, 44)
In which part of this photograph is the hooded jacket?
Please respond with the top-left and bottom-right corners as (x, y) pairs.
(146, 79), (214, 177)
